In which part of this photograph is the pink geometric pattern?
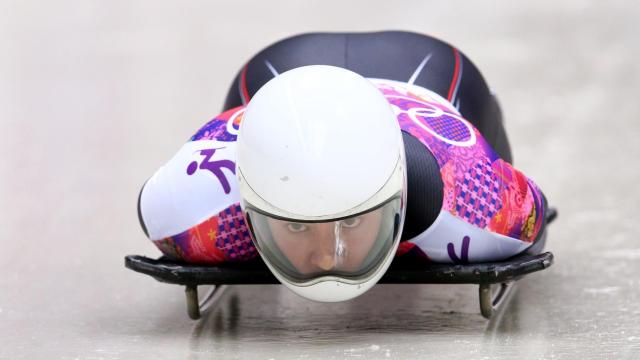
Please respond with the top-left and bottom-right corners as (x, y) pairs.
(215, 203), (257, 261)
(425, 115), (472, 142)
(455, 156), (502, 228)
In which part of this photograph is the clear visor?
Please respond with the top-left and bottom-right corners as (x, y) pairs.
(246, 196), (402, 284)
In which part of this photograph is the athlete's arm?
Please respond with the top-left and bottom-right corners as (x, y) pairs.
(137, 107), (257, 264)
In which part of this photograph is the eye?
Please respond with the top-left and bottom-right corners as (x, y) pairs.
(286, 222), (308, 233)
(340, 217), (362, 228)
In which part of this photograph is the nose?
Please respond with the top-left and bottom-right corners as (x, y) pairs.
(311, 253), (335, 270)
(308, 223), (337, 270)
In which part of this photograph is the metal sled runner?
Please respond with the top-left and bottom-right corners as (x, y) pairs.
(125, 209), (557, 320)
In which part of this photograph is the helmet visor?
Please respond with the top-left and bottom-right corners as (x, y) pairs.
(245, 196), (402, 284)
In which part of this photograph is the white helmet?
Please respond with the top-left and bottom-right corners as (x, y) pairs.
(236, 65), (407, 302)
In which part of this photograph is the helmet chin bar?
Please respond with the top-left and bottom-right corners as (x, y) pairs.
(285, 279), (377, 303)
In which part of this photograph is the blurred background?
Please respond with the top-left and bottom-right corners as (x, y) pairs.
(1, 1), (639, 359)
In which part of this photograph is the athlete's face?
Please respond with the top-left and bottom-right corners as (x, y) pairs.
(267, 208), (384, 275)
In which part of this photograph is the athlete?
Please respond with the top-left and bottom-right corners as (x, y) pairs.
(137, 32), (549, 302)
